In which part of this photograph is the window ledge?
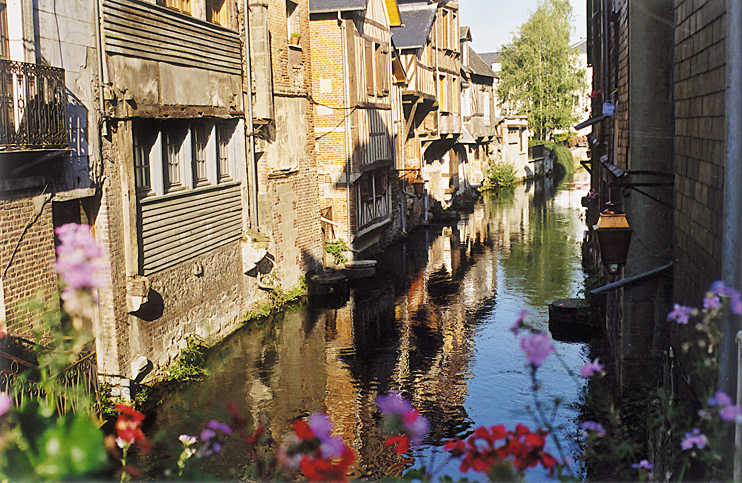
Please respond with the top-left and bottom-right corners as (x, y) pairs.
(268, 167), (299, 179)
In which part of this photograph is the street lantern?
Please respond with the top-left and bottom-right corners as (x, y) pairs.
(412, 175), (425, 197)
(593, 203), (632, 274)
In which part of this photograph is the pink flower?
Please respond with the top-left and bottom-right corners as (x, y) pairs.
(710, 281), (742, 315)
(376, 391), (429, 445)
(510, 310), (529, 336)
(519, 333), (554, 367)
(580, 358), (604, 378)
(708, 391), (732, 407)
(55, 224), (108, 319)
(0, 392), (11, 416)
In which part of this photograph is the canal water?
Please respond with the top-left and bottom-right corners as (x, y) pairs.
(142, 169), (595, 481)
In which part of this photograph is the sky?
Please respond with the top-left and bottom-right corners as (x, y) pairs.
(459, 0), (587, 55)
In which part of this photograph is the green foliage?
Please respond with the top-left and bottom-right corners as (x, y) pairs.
(483, 161), (517, 191)
(325, 239), (350, 265)
(497, 0), (587, 140)
(0, 400), (109, 481)
(164, 335), (208, 383)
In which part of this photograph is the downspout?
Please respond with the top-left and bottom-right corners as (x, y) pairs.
(339, 12), (352, 245)
(722, 0), (742, 403)
(94, 0), (106, 121)
(243, 0), (259, 229)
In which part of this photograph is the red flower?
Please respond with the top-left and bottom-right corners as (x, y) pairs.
(385, 434), (411, 455)
(445, 424), (558, 477)
(300, 445), (355, 482)
(115, 404), (150, 452)
(293, 419), (315, 441)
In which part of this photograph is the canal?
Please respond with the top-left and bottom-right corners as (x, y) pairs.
(142, 169), (595, 481)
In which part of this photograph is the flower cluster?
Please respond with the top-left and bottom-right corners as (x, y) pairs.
(55, 223), (108, 321)
(199, 419), (233, 456)
(519, 333), (555, 367)
(0, 392), (10, 417)
(580, 421), (606, 437)
(681, 428), (708, 450)
(114, 403), (150, 453)
(376, 391), (429, 455)
(282, 415), (355, 482)
(579, 358), (604, 378)
(444, 424), (557, 477)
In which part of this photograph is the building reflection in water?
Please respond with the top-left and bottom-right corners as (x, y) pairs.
(143, 173), (591, 481)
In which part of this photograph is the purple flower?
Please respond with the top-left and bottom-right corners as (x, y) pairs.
(376, 391), (429, 444)
(681, 429), (707, 450)
(710, 281), (742, 315)
(703, 295), (721, 309)
(207, 419), (233, 435)
(519, 333), (555, 367)
(55, 224), (107, 290)
(580, 358), (604, 378)
(708, 391), (732, 407)
(200, 428), (216, 441)
(667, 304), (693, 324)
(720, 404), (741, 422)
(632, 459), (653, 470)
(308, 414), (345, 459)
(580, 421), (605, 437)
(510, 310), (529, 336)
(0, 392), (11, 416)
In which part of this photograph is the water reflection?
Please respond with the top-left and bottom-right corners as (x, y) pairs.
(143, 171), (593, 481)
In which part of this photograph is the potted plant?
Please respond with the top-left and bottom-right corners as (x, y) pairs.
(290, 32), (301, 45)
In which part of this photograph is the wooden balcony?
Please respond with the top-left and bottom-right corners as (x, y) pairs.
(0, 60), (68, 150)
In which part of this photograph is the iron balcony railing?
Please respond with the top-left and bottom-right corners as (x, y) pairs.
(0, 59), (68, 150)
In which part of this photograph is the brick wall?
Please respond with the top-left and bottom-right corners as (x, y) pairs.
(310, 15), (352, 239)
(673, 0), (727, 304)
(0, 195), (58, 336)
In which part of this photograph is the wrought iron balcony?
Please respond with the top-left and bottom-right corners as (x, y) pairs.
(0, 59), (68, 150)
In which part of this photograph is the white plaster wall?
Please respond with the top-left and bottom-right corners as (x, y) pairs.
(35, 0), (99, 191)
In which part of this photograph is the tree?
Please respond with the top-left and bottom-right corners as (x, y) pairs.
(497, 0), (586, 140)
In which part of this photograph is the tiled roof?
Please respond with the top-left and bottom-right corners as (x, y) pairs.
(309, 0), (367, 14)
(479, 52), (501, 66)
(391, 3), (437, 50)
(467, 46), (496, 78)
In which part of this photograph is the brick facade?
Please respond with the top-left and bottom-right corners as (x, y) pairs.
(672, 0), (727, 305)
(0, 195), (58, 335)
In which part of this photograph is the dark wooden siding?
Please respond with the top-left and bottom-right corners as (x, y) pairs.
(102, 0), (241, 76)
(139, 182), (242, 275)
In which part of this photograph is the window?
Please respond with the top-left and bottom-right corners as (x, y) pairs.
(365, 40), (374, 96)
(439, 75), (447, 112)
(286, 0), (300, 40)
(159, 0), (191, 14)
(163, 126), (186, 191)
(207, 0), (227, 26)
(0, 0), (8, 60)
(217, 122), (234, 180)
(133, 124), (155, 192)
(376, 46), (389, 96)
(133, 119), (240, 197)
(193, 122), (209, 185)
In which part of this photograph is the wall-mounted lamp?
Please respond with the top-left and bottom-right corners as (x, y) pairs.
(411, 175), (425, 197)
(593, 202), (632, 275)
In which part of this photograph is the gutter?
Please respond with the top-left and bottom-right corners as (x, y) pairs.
(339, 12), (352, 246)
(244, 0), (259, 228)
(590, 261), (673, 295)
(723, 0), (742, 415)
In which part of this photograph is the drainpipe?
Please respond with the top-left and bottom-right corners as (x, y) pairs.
(339, 12), (352, 245)
(94, 0), (107, 120)
(243, 0), (259, 229)
(723, 0), (742, 410)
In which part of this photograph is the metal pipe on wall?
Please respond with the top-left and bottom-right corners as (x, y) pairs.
(722, 0), (742, 407)
(339, 12), (352, 247)
(243, 0), (259, 229)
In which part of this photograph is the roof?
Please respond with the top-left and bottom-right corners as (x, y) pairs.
(571, 38), (587, 54)
(467, 46), (496, 78)
(385, 0), (402, 26)
(391, 3), (437, 50)
(309, 0), (367, 14)
(460, 25), (471, 42)
(478, 51), (501, 66)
